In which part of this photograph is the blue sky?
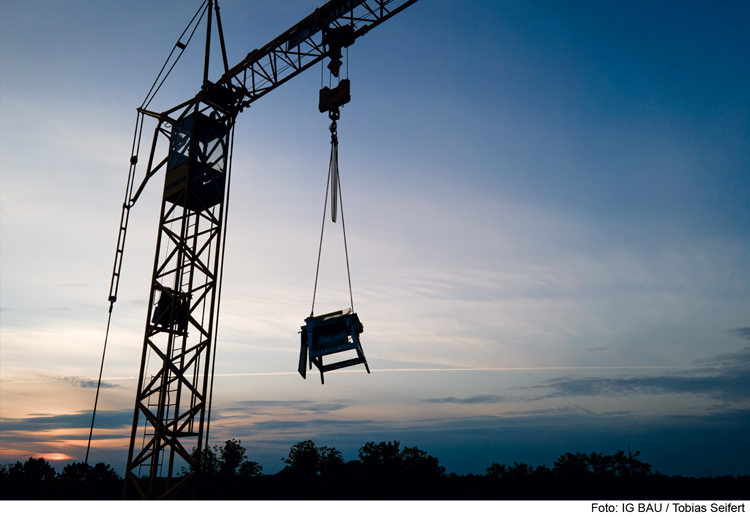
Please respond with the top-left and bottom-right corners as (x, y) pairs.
(1, 0), (749, 478)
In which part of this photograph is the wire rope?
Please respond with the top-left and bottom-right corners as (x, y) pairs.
(85, 110), (146, 465)
(337, 160), (355, 312)
(84, 307), (113, 465)
(142, 1), (209, 110)
(310, 139), (332, 317)
(310, 118), (355, 316)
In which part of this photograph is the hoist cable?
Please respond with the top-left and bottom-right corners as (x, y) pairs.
(337, 160), (355, 312)
(310, 119), (355, 316)
(310, 139), (333, 317)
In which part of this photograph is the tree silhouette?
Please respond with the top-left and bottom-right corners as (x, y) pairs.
(218, 439), (262, 478)
(282, 440), (342, 478)
(358, 440), (403, 477)
(610, 448), (652, 477)
(282, 440), (320, 478)
(486, 461), (550, 480)
(1, 441), (745, 500)
(486, 462), (507, 478)
(182, 439), (262, 480)
(550, 449), (653, 478)
(553, 452), (593, 477)
(401, 445), (446, 479)
(354, 440), (447, 498)
(181, 444), (220, 477)
(219, 439), (246, 477)
(588, 451), (612, 475)
(238, 459), (263, 478)
(505, 462), (535, 479)
(57, 461), (121, 499)
(317, 445), (345, 477)
(0, 457), (57, 499)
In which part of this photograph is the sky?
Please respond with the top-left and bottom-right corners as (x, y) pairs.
(1, 0), (749, 479)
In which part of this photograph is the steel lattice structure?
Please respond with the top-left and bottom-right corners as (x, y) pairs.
(123, 94), (235, 500)
(118, 0), (418, 499)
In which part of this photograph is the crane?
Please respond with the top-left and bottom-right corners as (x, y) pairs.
(99, 0), (418, 500)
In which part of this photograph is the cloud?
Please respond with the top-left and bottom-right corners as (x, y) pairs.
(730, 327), (750, 340)
(694, 349), (750, 369)
(423, 350), (750, 406)
(227, 400), (353, 414)
(423, 394), (511, 405)
(57, 376), (121, 389)
(499, 405), (600, 417)
(228, 406), (613, 440)
(227, 407), (750, 449)
(526, 349), (750, 403)
(222, 418), (382, 440)
(526, 374), (745, 401)
(0, 409), (132, 431)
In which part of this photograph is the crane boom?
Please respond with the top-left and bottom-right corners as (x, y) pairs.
(219, 0), (418, 108)
(119, 0), (418, 500)
(138, 0), (418, 127)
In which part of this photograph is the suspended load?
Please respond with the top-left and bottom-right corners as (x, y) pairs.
(299, 36), (369, 384)
(299, 308), (369, 384)
(299, 114), (370, 383)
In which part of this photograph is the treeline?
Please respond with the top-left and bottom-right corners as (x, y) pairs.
(1, 439), (747, 499)
(0, 459), (120, 500)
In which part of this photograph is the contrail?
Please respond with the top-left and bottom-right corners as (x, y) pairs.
(97, 365), (679, 379)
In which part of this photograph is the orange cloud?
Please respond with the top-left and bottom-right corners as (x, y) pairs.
(34, 452), (73, 461)
(0, 448), (72, 461)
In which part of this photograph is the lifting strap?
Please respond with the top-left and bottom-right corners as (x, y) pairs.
(311, 111), (355, 317)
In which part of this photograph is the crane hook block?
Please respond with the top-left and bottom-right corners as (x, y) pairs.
(298, 308), (370, 384)
(323, 25), (355, 51)
(319, 79), (350, 114)
(323, 25), (355, 77)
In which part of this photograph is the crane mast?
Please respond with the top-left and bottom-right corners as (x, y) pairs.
(118, 0), (418, 499)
